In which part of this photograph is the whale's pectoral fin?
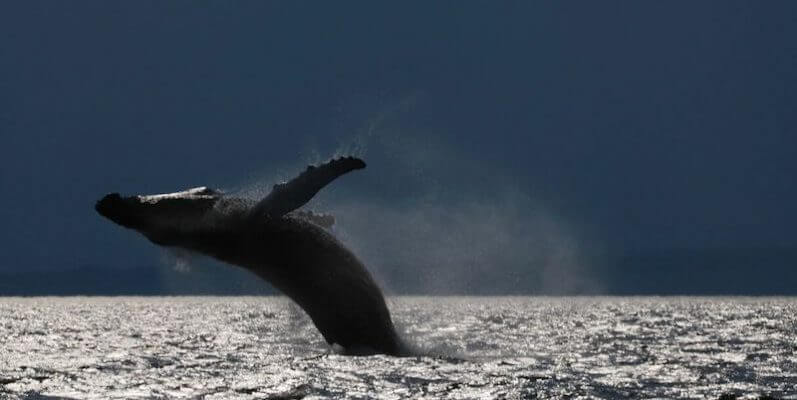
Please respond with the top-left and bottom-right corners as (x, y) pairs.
(289, 210), (335, 229)
(252, 156), (366, 219)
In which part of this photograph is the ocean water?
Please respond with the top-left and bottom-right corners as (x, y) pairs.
(1, 297), (795, 399)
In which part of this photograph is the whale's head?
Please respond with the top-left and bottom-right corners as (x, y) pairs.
(95, 186), (228, 245)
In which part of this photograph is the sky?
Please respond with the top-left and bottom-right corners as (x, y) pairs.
(1, 2), (796, 294)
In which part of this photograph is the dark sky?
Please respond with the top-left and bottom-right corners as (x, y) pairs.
(1, 2), (796, 293)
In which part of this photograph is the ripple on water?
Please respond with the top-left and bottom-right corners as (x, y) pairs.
(1, 296), (796, 399)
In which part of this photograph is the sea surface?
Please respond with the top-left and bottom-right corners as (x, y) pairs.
(1, 297), (795, 399)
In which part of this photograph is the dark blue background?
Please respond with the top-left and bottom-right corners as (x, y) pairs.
(1, 2), (795, 294)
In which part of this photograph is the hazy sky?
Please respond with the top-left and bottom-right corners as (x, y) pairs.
(1, 2), (795, 293)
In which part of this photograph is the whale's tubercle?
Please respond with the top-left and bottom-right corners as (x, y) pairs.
(95, 157), (402, 355)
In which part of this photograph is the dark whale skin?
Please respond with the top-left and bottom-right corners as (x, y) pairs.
(95, 159), (402, 355)
(196, 215), (400, 356)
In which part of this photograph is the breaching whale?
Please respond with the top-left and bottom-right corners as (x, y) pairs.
(95, 157), (402, 355)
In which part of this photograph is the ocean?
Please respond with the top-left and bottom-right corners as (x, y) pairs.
(1, 297), (795, 399)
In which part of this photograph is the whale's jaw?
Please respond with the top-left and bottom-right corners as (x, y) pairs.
(95, 192), (126, 224)
(95, 187), (227, 246)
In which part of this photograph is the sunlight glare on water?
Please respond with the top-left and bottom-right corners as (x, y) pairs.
(1, 297), (795, 399)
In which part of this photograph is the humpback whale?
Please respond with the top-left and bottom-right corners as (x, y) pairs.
(95, 157), (402, 355)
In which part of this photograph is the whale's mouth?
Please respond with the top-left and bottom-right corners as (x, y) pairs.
(95, 187), (222, 231)
(95, 192), (139, 228)
(94, 192), (118, 216)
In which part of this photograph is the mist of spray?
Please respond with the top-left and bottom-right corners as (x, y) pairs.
(301, 95), (605, 295)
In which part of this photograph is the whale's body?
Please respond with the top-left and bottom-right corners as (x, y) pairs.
(96, 157), (402, 355)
